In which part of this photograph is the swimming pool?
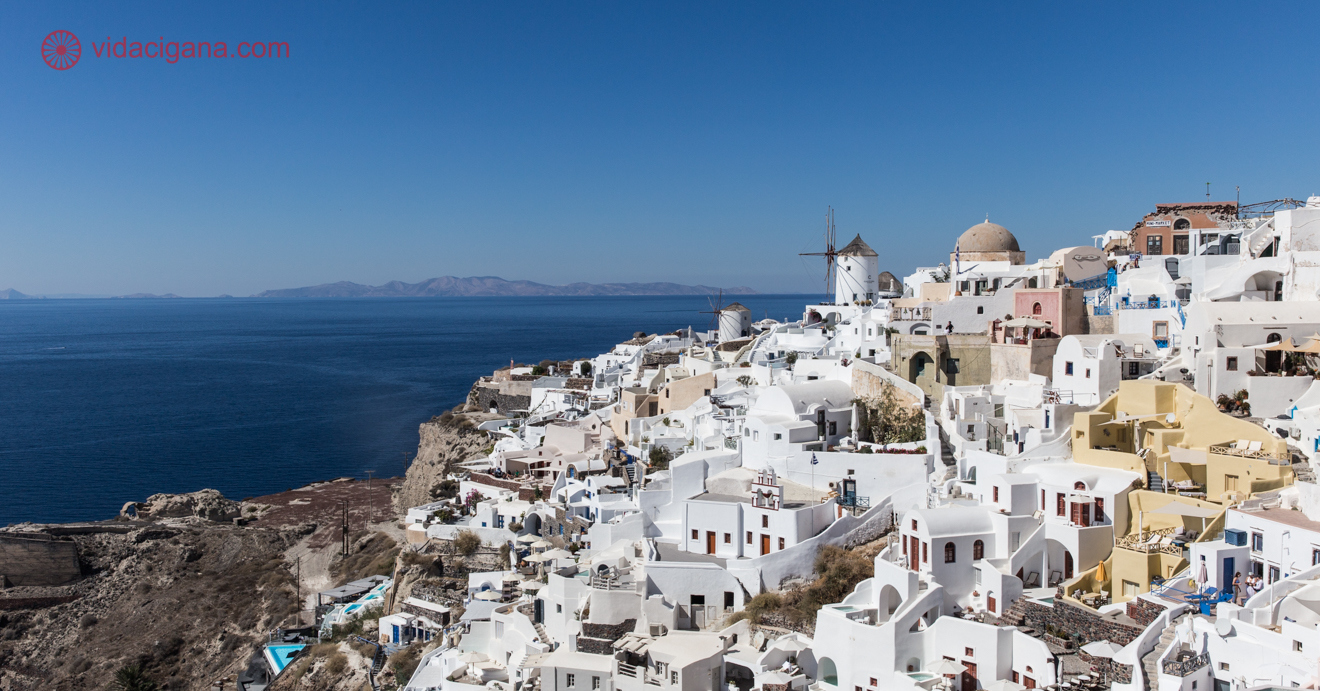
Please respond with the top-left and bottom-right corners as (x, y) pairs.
(265, 644), (307, 675)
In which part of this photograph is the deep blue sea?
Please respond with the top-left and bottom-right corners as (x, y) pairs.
(0, 295), (812, 525)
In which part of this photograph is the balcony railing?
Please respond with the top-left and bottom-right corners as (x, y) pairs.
(1208, 444), (1289, 464)
(1116, 527), (1184, 555)
(1162, 652), (1209, 677)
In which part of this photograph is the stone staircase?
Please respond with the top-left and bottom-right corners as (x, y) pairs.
(534, 621), (550, 645)
(997, 598), (1031, 628)
(1147, 471), (1165, 493)
(1139, 612), (1187, 691)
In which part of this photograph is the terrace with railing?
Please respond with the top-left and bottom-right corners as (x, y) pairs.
(1162, 652), (1209, 677)
(1115, 527), (1185, 555)
(1208, 442), (1290, 464)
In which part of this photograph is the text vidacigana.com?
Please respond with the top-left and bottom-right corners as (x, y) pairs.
(90, 37), (289, 62)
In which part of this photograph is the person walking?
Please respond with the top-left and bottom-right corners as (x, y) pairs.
(1233, 571), (1243, 605)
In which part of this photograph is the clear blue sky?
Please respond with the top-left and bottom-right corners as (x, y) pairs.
(4, 2), (1320, 297)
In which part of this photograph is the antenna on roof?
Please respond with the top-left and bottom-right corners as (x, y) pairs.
(1206, 182), (1211, 201)
(798, 207), (838, 304)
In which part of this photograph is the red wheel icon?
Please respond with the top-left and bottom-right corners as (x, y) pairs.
(42, 31), (81, 70)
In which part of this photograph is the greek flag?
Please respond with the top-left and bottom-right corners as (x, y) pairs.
(811, 453), (819, 466)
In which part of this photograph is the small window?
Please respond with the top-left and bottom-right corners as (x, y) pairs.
(912, 519), (917, 530)
(1085, 368), (1091, 379)
(593, 677), (601, 690)
(871, 679), (878, 687)
(1294, 640), (1304, 652)
(1153, 321), (1169, 339)
(724, 533), (731, 544)
(557, 603), (563, 613)
(671, 672), (678, 684)
(946, 358), (960, 374)
(973, 539), (984, 560)
(567, 674), (575, 687)
(746, 531), (752, 544)
(1252, 532), (1264, 552)
(993, 487), (999, 502)
(944, 542), (956, 563)
(1227, 357), (1238, 371)
(1312, 548), (1320, 566)
(977, 306), (984, 314)
(779, 537), (785, 550)
(1032, 302), (1042, 315)
(922, 542), (928, 563)
(762, 515), (769, 528)
(773, 433), (782, 441)
(692, 529), (698, 540)
(1220, 663), (1230, 672)
(965, 647), (974, 657)
(725, 591), (735, 608)
(1065, 361), (1073, 375)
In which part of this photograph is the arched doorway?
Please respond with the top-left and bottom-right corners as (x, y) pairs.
(818, 657), (838, 686)
(1266, 332), (1283, 373)
(909, 352), (935, 384)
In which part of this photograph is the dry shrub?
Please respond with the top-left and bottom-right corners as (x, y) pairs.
(325, 651), (348, 675)
(453, 530), (481, 555)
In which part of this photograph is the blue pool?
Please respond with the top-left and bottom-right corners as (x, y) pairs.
(265, 644), (307, 675)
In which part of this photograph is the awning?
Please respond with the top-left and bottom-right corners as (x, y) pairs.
(1149, 502), (1220, 518)
(1003, 318), (1052, 329)
(1263, 338), (1298, 352)
(1167, 446), (1207, 465)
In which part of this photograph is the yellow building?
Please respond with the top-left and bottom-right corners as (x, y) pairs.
(1067, 380), (1294, 602)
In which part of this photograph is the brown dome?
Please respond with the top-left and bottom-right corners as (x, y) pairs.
(957, 222), (1020, 253)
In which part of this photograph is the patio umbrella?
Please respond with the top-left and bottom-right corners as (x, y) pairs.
(516, 534), (539, 544)
(458, 651), (489, 664)
(473, 590), (502, 601)
(1095, 560), (1107, 583)
(541, 548), (573, 560)
(531, 539), (554, 549)
(1197, 561), (1209, 587)
(1081, 641), (1123, 658)
(985, 680), (1026, 691)
(523, 553), (549, 563)
(518, 580), (545, 591)
(771, 637), (810, 653)
(928, 659), (966, 676)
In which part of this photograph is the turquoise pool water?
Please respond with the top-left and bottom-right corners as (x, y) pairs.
(265, 644), (306, 674)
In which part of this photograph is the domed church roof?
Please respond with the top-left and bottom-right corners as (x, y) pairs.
(957, 221), (1020, 253)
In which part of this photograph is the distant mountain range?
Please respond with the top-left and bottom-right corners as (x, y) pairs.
(111, 293), (181, 299)
(253, 276), (757, 298)
(0, 288), (32, 299)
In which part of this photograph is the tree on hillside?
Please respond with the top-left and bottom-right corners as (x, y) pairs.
(113, 665), (159, 691)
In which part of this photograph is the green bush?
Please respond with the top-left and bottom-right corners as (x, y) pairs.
(112, 665), (159, 691)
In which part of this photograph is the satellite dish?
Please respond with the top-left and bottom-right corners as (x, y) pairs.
(1216, 618), (1234, 637)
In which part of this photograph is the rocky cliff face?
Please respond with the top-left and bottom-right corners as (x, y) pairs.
(392, 417), (491, 513)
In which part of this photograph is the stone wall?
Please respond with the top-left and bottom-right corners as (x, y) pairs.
(643, 352), (681, 367)
(0, 534), (81, 587)
(0, 595), (81, 610)
(577, 619), (636, 655)
(1125, 597), (1167, 628)
(539, 507), (592, 547)
(1015, 596), (1145, 647)
(471, 385), (532, 416)
(1085, 314), (1114, 335)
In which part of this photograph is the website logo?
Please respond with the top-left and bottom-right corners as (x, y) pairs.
(42, 30), (81, 70)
